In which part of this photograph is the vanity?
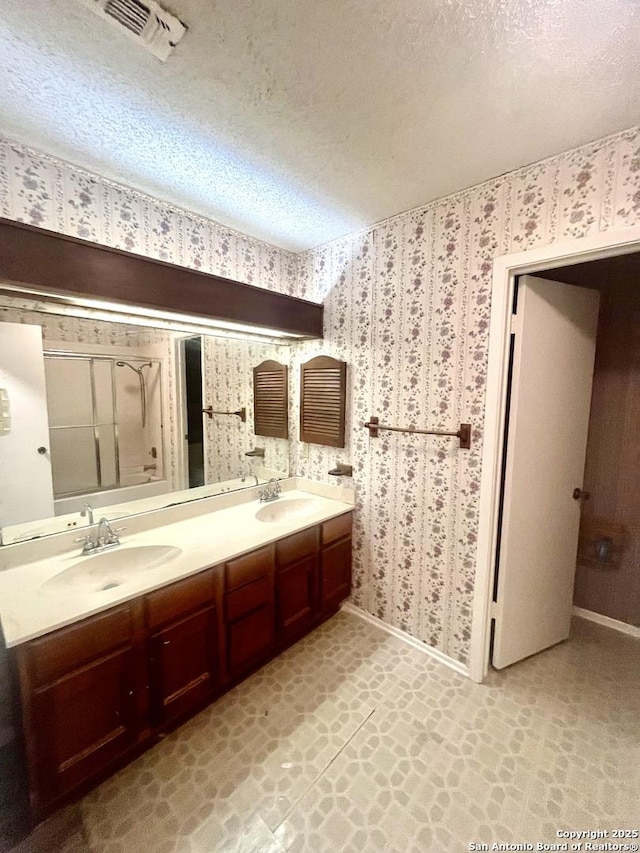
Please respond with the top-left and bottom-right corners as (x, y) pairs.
(0, 218), (353, 834)
(0, 482), (353, 820)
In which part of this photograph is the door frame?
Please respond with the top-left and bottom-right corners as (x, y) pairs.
(174, 334), (205, 491)
(174, 335), (189, 491)
(469, 224), (640, 684)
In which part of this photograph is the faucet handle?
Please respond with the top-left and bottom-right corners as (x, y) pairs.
(75, 535), (96, 554)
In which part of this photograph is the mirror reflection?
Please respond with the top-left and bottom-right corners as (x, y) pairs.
(0, 295), (291, 546)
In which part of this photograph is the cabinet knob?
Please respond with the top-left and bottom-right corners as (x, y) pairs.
(163, 640), (171, 646)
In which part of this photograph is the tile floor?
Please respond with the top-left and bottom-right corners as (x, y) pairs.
(57, 612), (639, 853)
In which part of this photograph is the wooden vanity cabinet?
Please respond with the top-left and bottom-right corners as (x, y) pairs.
(16, 603), (145, 816)
(224, 546), (275, 678)
(320, 514), (353, 615)
(14, 511), (353, 819)
(275, 527), (320, 642)
(145, 569), (219, 728)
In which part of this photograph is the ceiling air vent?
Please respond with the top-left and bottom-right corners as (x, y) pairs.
(78, 0), (187, 61)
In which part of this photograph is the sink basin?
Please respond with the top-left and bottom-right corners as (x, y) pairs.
(255, 498), (317, 523)
(42, 545), (182, 596)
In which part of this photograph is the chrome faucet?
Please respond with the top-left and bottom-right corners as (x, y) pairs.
(76, 517), (125, 555)
(258, 478), (281, 503)
(81, 502), (94, 525)
(239, 468), (260, 486)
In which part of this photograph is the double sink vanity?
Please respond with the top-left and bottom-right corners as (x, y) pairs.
(0, 479), (354, 820)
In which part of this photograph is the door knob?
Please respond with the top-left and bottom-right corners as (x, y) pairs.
(572, 488), (590, 501)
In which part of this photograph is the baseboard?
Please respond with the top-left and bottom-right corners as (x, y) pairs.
(573, 606), (640, 639)
(341, 602), (469, 678)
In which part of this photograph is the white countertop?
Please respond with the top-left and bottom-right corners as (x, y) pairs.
(0, 483), (354, 648)
(3, 468), (283, 545)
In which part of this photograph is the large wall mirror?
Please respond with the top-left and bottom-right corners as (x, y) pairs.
(0, 294), (292, 546)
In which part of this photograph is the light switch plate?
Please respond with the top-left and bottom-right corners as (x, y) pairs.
(0, 388), (10, 435)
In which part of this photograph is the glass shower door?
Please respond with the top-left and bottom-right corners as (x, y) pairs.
(44, 355), (118, 497)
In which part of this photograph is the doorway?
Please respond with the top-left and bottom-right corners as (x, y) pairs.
(179, 336), (205, 489)
(470, 224), (640, 683)
(531, 257), (640, 638)
(490, 273), (600, 669)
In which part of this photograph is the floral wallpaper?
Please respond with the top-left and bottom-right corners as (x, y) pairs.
(203, 336), (290, 484)
(0, 134), (297, 503)
(292, 125), (640, 666)
(1, 127), (640, 668)
(0, 138), (300, 294)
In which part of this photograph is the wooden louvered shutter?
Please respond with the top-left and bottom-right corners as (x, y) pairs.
(253, 360), (289, 439)
(300, 356), (346, 447)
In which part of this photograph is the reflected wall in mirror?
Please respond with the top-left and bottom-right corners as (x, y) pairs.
(0, 295), (291, 545)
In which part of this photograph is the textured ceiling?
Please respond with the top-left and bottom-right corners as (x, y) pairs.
(1, 0), (639, 251)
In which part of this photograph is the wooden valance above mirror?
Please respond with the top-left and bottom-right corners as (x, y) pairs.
(0, 218), (323, 340)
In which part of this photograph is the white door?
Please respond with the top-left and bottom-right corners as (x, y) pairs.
(492, 276), (600, 669)
(0, 322), (55, 525)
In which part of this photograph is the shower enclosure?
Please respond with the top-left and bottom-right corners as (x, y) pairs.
(44, 352), (164, 498)
(115, 360), (153, 427)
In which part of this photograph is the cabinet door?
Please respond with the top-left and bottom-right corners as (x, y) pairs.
(276, 554), (318, 641)
(320, 537), (352, 614)
(225, 545), (275, 678)
(31, 647), (138, 807)
(148, 605), (218, 727)
(227, 605), (274, 677)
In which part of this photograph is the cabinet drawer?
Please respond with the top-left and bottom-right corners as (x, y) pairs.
(226, 575), (272, 622)
(275, 526), (319, 567)
(27, 605), (134, 688)
(225, 546), (274, 591)
(321, 512), (352, 546)
(146, 569), (215, 630)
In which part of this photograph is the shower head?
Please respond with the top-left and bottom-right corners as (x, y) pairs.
(115, 361), (154, 428)
(116, 361), (152, 374)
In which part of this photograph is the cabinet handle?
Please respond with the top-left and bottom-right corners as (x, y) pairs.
(129, 690), (134, 696)
(163, 640), (171, 646)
